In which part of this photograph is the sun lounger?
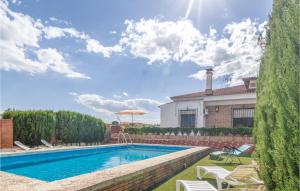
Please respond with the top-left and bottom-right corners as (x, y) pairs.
(196, 164), (263, 190)
(176, 180), (217, 191)
(14, 141), (30, 150)
(41, 139), (53, 148)
(210, 144), (253, 163)
(176, 180), (264, 191)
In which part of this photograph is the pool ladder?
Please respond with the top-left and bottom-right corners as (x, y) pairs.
(118, 132), (133, 144)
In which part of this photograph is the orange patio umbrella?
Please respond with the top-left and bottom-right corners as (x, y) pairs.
(115, 109), (146, 125)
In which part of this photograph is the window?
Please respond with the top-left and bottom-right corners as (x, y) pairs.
(249, 79), (256, 89)
(180, 110), (196, 128)
(233, 108), (254, 127)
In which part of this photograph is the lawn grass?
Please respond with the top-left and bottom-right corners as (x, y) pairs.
(153, 156), (253, 191)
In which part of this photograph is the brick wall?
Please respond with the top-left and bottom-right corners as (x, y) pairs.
(110, 134), (254, 150)
(94, 148), (210, 191)
(110, 125), (122, 134)
(0, 119), (13, 148)
(205, 104), (255, 127)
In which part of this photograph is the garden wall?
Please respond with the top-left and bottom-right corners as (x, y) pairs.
(110, 133), (254, 150)
(0, 119), (13, 148)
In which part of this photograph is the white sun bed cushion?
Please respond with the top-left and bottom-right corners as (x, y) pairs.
(197, 166), (231, 180)
(176, 180), (218, 191)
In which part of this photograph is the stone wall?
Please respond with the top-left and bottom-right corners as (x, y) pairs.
(110, 125), (122, 134)
(95, 147), (210, 191)
(110, 133), (254, 150)
(0, 119), (13, 148)
(205, 104), (255, 127)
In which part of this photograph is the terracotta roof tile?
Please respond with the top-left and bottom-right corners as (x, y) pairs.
(171, 85), (255, 100)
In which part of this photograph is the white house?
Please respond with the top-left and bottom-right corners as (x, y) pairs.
(160, 69), (257, 128)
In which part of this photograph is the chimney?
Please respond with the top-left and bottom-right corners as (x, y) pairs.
(205, 68), (213, 95)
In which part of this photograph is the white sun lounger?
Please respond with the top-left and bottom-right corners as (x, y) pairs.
(176, 180), (263, 191)
(14, 141), (30, 150)
(197, 166), (263, 190)
(41, 139), (53, 148)
(176, 180), (217, 191)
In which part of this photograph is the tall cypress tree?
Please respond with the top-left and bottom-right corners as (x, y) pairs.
(254, 0), (299, 190)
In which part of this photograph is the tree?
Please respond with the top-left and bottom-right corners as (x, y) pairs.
(254, 0), (299, 190)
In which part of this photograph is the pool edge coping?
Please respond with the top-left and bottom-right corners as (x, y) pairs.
(0, 143), (191, 157)
(1, 144), (210, 191)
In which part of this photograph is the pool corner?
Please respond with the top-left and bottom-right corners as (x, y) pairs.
(1, 144), (211, 191)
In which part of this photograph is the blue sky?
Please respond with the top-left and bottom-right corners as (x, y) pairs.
(1, 0), (272, 123)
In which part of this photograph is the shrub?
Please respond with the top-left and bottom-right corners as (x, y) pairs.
(56, 111), (106, 145)
(111, 121), (119, 126)
(2, 110), (56, 146)
(124, 126), (252, 136)
(3, 109), (106, 146)
(254, 0), (299, 190)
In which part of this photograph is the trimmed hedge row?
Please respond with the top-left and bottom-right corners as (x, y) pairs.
(2, 110), (106, 146)
(254, 0), (299, 190)
(2, 110), (56, 146)
(124, 127), (252, 136)
(56, 111), (105, 145)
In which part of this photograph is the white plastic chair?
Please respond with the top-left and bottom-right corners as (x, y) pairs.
(14, 141), (30, 150)
(176, 180), (217, 191)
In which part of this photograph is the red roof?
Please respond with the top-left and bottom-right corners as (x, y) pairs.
(171, 84), (255, 100)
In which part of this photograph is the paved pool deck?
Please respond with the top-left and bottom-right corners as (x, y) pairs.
(0, 144), (210, 191)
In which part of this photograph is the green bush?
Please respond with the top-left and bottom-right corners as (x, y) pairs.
(124, 126), (252, 136)
(2, 110), (56, 146)
(56, 111), (105, 145)
(254, 0), (299, 190)
(111, 121), (119, 126)
(3, 109), (106, 146)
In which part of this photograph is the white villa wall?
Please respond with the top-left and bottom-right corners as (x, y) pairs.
(160, 93), (256, 128)
(160, 102), (178, 128)
(160, 100), (204, 128)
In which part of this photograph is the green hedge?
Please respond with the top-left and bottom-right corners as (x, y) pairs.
(2, 109), (106, 146)
(56, 111), (105, 145)
(2, 110), (56, 146)
(124, 127), (252, 136)
(254, 0), (299, 190)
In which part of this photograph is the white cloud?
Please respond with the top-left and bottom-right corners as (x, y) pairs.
(190, 19), (266, 85)
(113, 94), (122, 99)
(120, 19), (207, 65)
(120, 18), (266, 85)
(43, 26), (88, 40)
(69, 92), (78, 96)
(43, 26), (121, 57)
(0, 41), (46, 74)
(10, 0), (21, 5)
(0, 1), (41, 48)
(49, 17), (71, 25)
(85, 38), (122, 58)
(0, 1), (89, 79)
(1, 1), (267, 85)
(0, 1), (45, 73)
(112, 92), (129, 99)
(73, 93), (162, 115)
(36, 48), (90, 79)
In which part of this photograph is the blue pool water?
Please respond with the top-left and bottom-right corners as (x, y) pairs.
(0, 144), (188, 181)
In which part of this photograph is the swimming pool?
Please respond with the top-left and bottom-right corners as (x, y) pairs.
(0, 144), (189, 182)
